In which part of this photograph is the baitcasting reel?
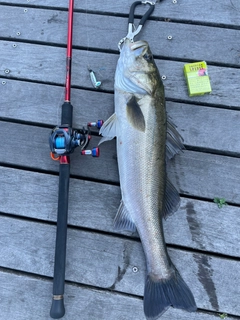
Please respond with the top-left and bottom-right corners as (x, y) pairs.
(49, 120), (103, 159)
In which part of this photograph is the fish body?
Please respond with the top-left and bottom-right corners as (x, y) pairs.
(100, 39), (196, 319)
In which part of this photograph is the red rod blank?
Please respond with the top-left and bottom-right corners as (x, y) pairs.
(65, 0), (74, 102)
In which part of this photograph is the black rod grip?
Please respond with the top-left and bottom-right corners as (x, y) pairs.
(50, 163), (70, 319)
(61, 101), (73, 126)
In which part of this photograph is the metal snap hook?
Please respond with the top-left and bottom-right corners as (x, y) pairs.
(118, 1), (155, 50)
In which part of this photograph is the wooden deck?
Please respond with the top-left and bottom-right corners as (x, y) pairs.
(0, 1), (240, 319)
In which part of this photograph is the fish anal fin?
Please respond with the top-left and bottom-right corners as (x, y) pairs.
(163, 178), (181, 219)
(126, 96), (145, 132)
(114, 201), (136, 232)
(144, 269), (197, 320)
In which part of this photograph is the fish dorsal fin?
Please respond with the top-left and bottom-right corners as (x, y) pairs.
(166, 117), (184, 160)
(99, 113), (118, 145)
(126, 96), (145, 132)
(163, 178), (181, 219)
(114, 201), (136, 232)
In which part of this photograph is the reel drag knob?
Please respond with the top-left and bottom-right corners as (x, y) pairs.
(87, 120), (104, 129)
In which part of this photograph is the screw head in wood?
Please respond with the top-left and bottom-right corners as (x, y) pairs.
(132, 266), (138, 273)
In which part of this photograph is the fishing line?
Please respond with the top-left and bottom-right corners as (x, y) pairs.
(84, 0), (103, 88)
(84, 0), (91, 70)
(56, 87), (65, 124)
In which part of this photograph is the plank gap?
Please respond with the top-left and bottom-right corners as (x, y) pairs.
(1, 36), (240, 69)
(1, 2), (239, 31)
(185, 145), (240, 159)
(0, 161), (120, 187)
(167, 243), (240, 263)
(1, 210), (240, 263)
(0, 2), (68, 11)
(180, 193), (240, 210)
(197, 308), (240, 320)
(166, 98), (240, 111)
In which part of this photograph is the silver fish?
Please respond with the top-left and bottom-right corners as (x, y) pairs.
(99, 39), (196, 319)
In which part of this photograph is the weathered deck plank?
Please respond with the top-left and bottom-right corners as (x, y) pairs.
(1, 6), (239, 65)
(0, 166), (239, 258)
(0, 215), (240, 316)
(2, 0), (240, 27)
(1, 41), (240, 107)
(1, 79), (240, 155)
(1, 271), (234, 320)
(0, 1), (240, 319)
(1, 121), (240, 204)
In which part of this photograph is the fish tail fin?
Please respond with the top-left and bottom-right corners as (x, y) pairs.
(144, 269), (197, 320)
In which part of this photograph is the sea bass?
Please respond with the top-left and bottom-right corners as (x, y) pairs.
(99, 39), (196, 319)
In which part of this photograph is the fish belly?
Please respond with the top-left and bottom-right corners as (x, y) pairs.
(115, 89), (172, 279)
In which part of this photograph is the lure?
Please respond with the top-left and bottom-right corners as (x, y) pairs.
(88, 68), (102, 89)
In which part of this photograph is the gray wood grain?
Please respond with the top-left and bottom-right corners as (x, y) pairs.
(1, 121), (240, 203)
(1, 6), (239, 65)
(0, 1), (240, 319)
(1, 41), (240, 107)
(1, 271), (233, 320)
(167, 101), (240, 156)
(0, 166), (239, 258)
(168, 150), (240, 204)
(3, 0), (240, 26)
(1, 79), (240, 155)
(0, 216), (239, 315)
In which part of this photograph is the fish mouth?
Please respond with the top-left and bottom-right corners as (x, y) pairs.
(130, 40), (148, 51)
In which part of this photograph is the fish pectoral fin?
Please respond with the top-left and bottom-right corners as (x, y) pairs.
(114, 201), (136, 232)
(98, 113), (118, 145)
(126, 96), (145, 132)
(166, 117), (184, 160)
(163, 178), (181, 219)
(144, 269), (196, 320)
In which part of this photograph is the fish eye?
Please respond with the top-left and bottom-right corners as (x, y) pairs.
(143, 53), (153, 62)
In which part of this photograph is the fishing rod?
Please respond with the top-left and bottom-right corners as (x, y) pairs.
(49, 0), (102, 318)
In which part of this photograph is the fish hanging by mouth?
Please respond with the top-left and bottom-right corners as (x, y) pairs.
(99, 39), (197, 320)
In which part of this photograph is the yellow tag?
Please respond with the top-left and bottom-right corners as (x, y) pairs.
(184, 61), (212, 97)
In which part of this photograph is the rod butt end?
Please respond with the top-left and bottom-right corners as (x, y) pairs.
(50, 295), (65, 319)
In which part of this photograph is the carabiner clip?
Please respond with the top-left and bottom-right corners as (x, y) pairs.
(118, 1), (155, 51)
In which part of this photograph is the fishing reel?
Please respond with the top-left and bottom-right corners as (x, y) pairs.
(49, 120), (103, 159)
